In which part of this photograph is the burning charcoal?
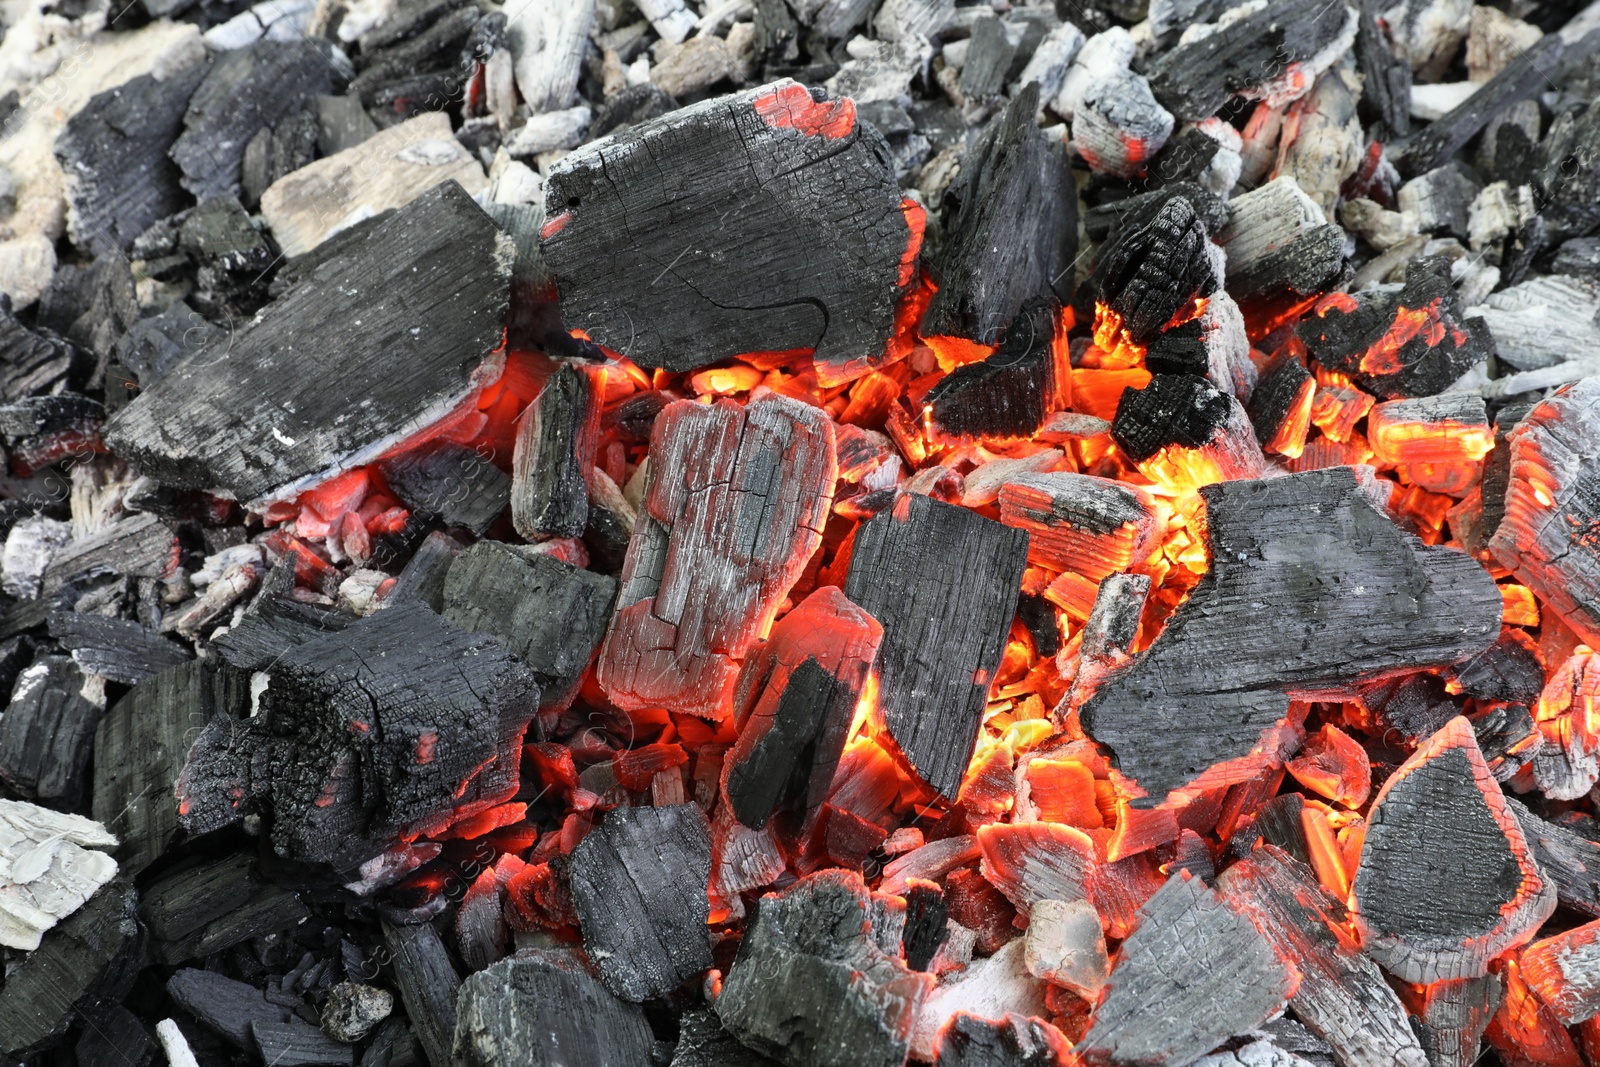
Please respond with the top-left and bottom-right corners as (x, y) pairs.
(924, 298), (1060, 440)
(48, 612), (192, 686)
(672, 1008), (781, 1066)
(844, 494), (1028, 798)
(1352, 717), (1554, 984)
(716, 870), (930, 1067)
(170, 40), (348, 201)
(1408, 974), (1504, 1067)
(1518, 917), (1600, 1026)
(1446, 630), (1544, 707)
(1090, 196), (1218, 348)
(442, 541), (616, 710)
(1275, 68), (1363, 219)
(1246, 356), (1316, 458)
(0, 801), (118, 951)
(1355, 0), (1410, 137)
(178, 603), (538, 870)
(1368, 393), (1493, 470)
(1488, 378), (1600, 649)
(598, 395), (835, 718)
(1218, 845), (1426, 1067)
(1506, 797), (1600, 918)
(976, 822), (1098, 919)
(1078, 873), (1297, 1066)
(511, 363), (596, 541)
(1074, 69), (1174, 179)
(901, 880), (948, 972)
(933, 1013), (1072, 1067)
(569, 803), (713, 1001)
(105, 181), (511, 503)
(542, 81), (916, 385)
(0, 655), (104, 805)
(910, 939), (1050, 1058)
(722, 586), (881, 832)
(1081, 468), (1501, 803)
(383, 920), (459, 1067)
(0, 882), (141, 1058)
(1226, 225), (1350, 328)
(251, 1022), (353, 1067)
(1022, 897), (1110, 998)
(379, 444), (511, 536)
(0, 393), (103, 474)
(453, 950), (653, 1067)
(1110, 374), (1265, 479)
(997, 472), (1159, 581)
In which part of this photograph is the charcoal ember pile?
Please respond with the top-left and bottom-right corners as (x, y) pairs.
(8, 0), (1600, 1064)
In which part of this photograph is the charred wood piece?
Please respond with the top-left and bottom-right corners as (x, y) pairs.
(1111, 373), (1264, 479)
(0, 656), (104, 805)
(1506, 797), (1600, 919)
(453, 951), (654, 1067)
(1520, 916), (1600, 1025)
(1090, 196), (1219, 347)
(48, 612), (192, 686)
(1225, 225), (1350, 329)
(381, 920), (459, 1067)
(511, 363), (597, 541)
(924, 298), (1060, 440)
(1408, 974), (1504, 1067)
(1073, 70), (1174, 179)
(1354, 0), (1410, 137)
(0, 801), (118, 952)
(933, 1013), (1073, 1067)
(379, 444), (511, 536)
(998, 472), (1158, 581)
(1246, 356), (1316, 458)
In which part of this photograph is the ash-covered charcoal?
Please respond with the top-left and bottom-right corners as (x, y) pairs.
(1409, 973), (1504, 1067)
(1081, 467), (1501, 803)
(924, 298), (1060, 440)
(0, 801), (119, 952)
(933, 1012), (1074, 1067)
(672, 1008), (781, 1066)
(1089, 196), (1220, 348)
(511, 363), (596, 541)
(919, 87), (1075, 365)
(1353, 717), (1554, 984)
(0, 655), (104, 805)
(844, 494), (1028, 799)
(379, 443), (511, 536)
(104, 180), (512, 503)
(0, 298), (80, 402)
(176, 602), (538, 870)
(597, 394), (835, 719)
(568, 803), (713, 1001)
(453, 950), (654, 1067)
(997, 472), (1158, 581)
(541, 81), (916, 385)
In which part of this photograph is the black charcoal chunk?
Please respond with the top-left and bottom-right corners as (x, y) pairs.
(672, 1008), (781, 1066)
(316, 93), (379, 155)
(1245, 356), (1314, 450)
(0, 654), (103, 805)
(452, 951), (653, 1067)
(167, 969), (295, 1048)
(1224, 224), (1349, 325)
(49, 611), (192, 685)
(925, 298), (1058, 440)
(252, 1021), (355, 1067)
(1141, 318), (1207, 376)
(379, 444), (510, 536)
(1507, 796), (1600, 919)
(1089, 196), (1217, 346)
(1111, 373), (1232, 463)
(1445, 630), (1545, 706)
(36, 252), (138, 381)
(384, 530), (464, 612)
(114, 302), (224, 392)
(210, 591), (356, 672)
(934, 1014), (1072, 1067)
(74, 1002), (155, 1067)
(0, 297), (79, 402)
(383, 920), (460, 1067)
(902, 880), (948, 972)
(960, 17), (1017, 103)
(511, 363), (595, 540)
(1354, 0), (1409, 138)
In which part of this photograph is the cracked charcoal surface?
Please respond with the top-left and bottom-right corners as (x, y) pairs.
(1090, 196), (1217, 346)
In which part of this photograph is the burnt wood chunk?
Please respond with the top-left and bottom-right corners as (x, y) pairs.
(1078, 873), (1298, 1067)
(1246, 356), (1316, 457)
(1219, 845), (1426, 1067)
(933, 1013), (1073, 1067)
(1111, 374), (1263, 478)
(1506, 797), (1600, 918)
(442, 541), (616, 709)
(1090, 196), (1218, 347)
(0, 656), (103, 805)
(41, 513), (175, 596)
(671, 1008), (782, 1066)
(1081, 467), (1501, 803)
(920, 87), (1075, 361)
(844, 494), (1028, 798)
(140, 853), (310, 964)
(104, 181), (513, 503)
(1354, 0), (1409, 137)
(381, 921), (459, 1067)
(511, 363), (596, 541)
(901, 880), (948, 973)
(716, 870), (929, 1067)
(1225, 225), (1350, 328)
(1489, 378), (1600, 648)
(1409, 974), (1503, 1067)
(177, 603), (538, 870)
(925, 298), (1059, 440)
(598, 395), (836, 719)
(75, 1002), (155, 1067)
(48, 612), (192, 685)
(1352, 717), (1554, 984)
(542, 80), (914, 384)
(997, 472), (1158, 581)
(211, 590), (357, 671)
(378, 444), (511, 536)
(0, 300), (78, 402)
(251, 1021), (354, 1067)
(722, 586), (882, 832)
(568, 803), (713, 1001)
(1520, 917), (1600, 1025)
(384, 530), (464, 612)
(453, 951), (654, 1067)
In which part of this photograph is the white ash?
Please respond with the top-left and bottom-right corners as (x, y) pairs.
(0, 798), (118, 951)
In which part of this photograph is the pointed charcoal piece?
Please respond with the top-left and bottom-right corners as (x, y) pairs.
(1449, 629), (1544, 709)
(1355, 0), (1409, 138)
(1352, 717), (1554, 984)
(104, 181), (513, 503)
(442, 541), (616, 710)
(933, 1013), (1072, 1067)
(0, 655), (104, 805)
(1087, 195), (1217, 348)
(901, 880), (948, 973)
(843, 494), (1027, 798)
(919, 86), (1075, 364)
(1077, 874), (1298, 1067)
(510, 363), (597, 541)
(453, 950), (654, 1067)
(722, 586), (882, 832)
(49, 611), (193, 685)
(568, 803), (713, 1001)
(384, 530), (464, 612)
(167, 968), (296, 1047)
(597, 395), (836, 719)
(925, 298), (1060, 441)
(541, 80), (914, 385)
(1408, 974), (1503, 1067)
(1081, 468), (1501, 804)
(1245, 356), (1315, 458)
(250, 1021), (354, 1067)
(383, 920), (459, 1067)
(1109, 373), (1265, 478)
(716, 870), (930, 1067)
(1488, 378), (1600, 649)
(378, 443), (511, 536)
(671, 1008), (781, 1066)
(1218, 845), (1427, 1067)
(997, 472), (1158, 582)
(178, 603), (538, 870)
(170, 40), (348, 201)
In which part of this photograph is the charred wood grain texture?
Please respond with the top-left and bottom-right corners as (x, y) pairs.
(511, 363), (596, 541)
(1110, 373), (1233, 463)
(48, 611), (192, 686)
(381, 920), (459, 1067)
(1089, 196), (1218, 347)
(0, 656), (103, 805)
(378, 443), (510, 536)
(925, 298), (1059, 440)
(1507, 796), (1600, 918)
(454, 951), (653, 1067)
(1355, 0), (1409, 137)
(933, 1013), (1073, 1067)
(1409, 974), (1503, 1067)
(998, 472), (1157, 581)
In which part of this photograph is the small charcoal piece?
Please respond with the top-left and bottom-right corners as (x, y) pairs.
(568, 803), (713, 1001)
(0, 299), (79, 402)
(383, 920), (460, 1067)
(959, 17), (1015, 102)
(1246, 355), (1316, 458)
(1354, 0), (1409, 137)
(924, 298), (1060, 440)
(251, 1021), (354, 1067)
(104, 181), (513, 503)
(1368, 393), (1492, 471)
(1446, 631), (1545, 707)
(36, 252), (139, 380)
(511, 363), (596, 541)
(1078, 873), (1297, 1067)
(378, 443), (511, 536)
(976, 822), (1098, 924)
(919, 88), (1074, 364)
(1520, 916), (1600, 1025)
(1073, 69), (1176, 180)
(933, 1013), (1073, 1067)
(141, 853), (309, 964)
(597, 395), (836, 718)
(1489, 378), (1600, 648)
(170, 40), (348, 201)
(671, 1008), (781, 1066)
(1141, 319), (1206, 376)
(1080, 467), (1501, 803)
(0, 801), (118, 951)
(1295, 256), (1492, 399)
(1110, 374), (1264, 478)
(901, 880), (948, 973)
(442, 540), (616, 709)
(1089, 196), (1219, 347)
(167, 969), (300, 1048)
(210, 587), (358, 671)
(1352, 717), (1554, 984)
(716, 870), (929, 1067)
(381, 530), (463, 612)
(844, 493), (1028, 798)
(1225, 225), (1350, 329)
(1219, 845), (1426, 1067)
(321, 983), (393, 1043)
(722, 586), (882, 832)
(1408, 974), (1504, 1067)
(542, 80), (915, 385)
(48, 612), (192, 685)
(178, 602), (538, 870)
(1506, 797), (1600, 918)
(997, 471), (1158, 581)
(111, 301), (222, 396)
(0, 655), (104, 805)
(452, 950), (654, 1067)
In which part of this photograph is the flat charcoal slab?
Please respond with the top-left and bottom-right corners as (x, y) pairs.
(568, 804), (713, 1001)
(541, 80), (914, 382)
(453, 950), (654, 1067)
(104, 180), (513, 503)
(997, 471), (1158, 581)
(845, 494), (1027, 799)
(1081, 466), (1501, 803)
(1507, 797), (1600, 918)
(1078, 873), (1297, 1067)
(1488, 378), (1600, 648)
(48, 611), (192, 685)
(597, 395), (836, 718)
(1352, 718), (1554, 984)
